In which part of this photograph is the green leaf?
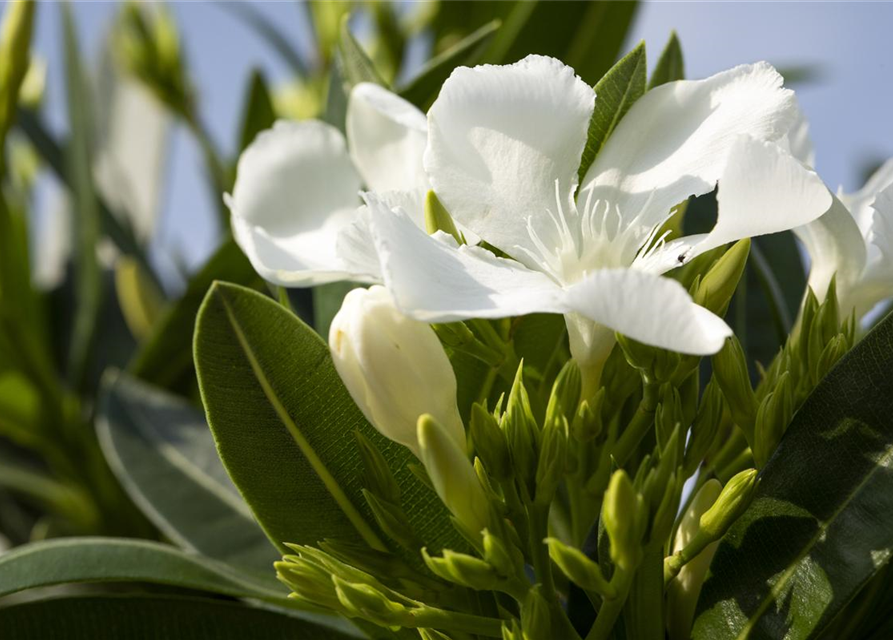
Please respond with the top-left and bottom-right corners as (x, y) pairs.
(398, 20), (500, 109)
(693, 311), (893, 639)
(336, 16), (387, 89)
(97, 371), (279, 574)
(0, 537), (284, 602)
(577, 41), (647, 183)
(62, 4), (103, 390)
(0, 595), (359, 640)
(129, 238), (261, 391)
(237, 69), (276, 153)
(313, 281), (358, 338)
(193, 282), (463, 560)
(648, 31), (684, 89)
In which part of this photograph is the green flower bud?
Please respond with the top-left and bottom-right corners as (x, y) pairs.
(545, 359), (582, 427)
(693, 239), (750, 316)
(363, 490), (420, 550)
(699, 468), (759, 539)
(602, 470), (644, 572)
(422, 548), (499, 590)
(424, 190), (464, 244)
(571, 391), (604, 442)
(275, 557), (342, 610)
(331, 286), (466, 457)
(813, 333), (848, 383)
(711, 336), (757, 441)
(534, 417), (568, 507)
(655, 386), (684, 454)
(334, 576), (410, 626)
(319, 539), (415, 582)
(0, 0), (35, 147)
(520, 586), (551, 640)
(502, 620), (523, 640)
(601, 344), (641, 412)
(470, 402), (511, 482)
(418, 415), (491, 538)
(419, 629), (453, 640)
(545, 537), (615, 598)
(502, 363), (539, 491)
(666, 479), (723, 640)
(483, 528), (524, 579)
(753, 372), (793, 468)
(684, 378), (725, 477)
(356, 431), (401, 504)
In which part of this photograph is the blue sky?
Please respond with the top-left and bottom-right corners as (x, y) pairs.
(23, 1), (893, 286)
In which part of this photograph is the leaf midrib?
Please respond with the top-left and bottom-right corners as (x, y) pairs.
(736, 443), (893, 640)
(217, 290), (387, 552)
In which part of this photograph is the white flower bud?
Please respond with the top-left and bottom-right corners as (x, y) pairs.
(329, 285), (465, 456)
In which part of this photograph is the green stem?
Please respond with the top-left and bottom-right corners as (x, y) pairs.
(529, 505), (556, 600)
(623, 547), (664, 640)
(411, 607), (504, 637)
(586, 569), (632, 640)
(612, 380), (660, 466)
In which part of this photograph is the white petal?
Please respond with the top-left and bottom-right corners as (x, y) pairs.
(424, 55), (595, 266)
(795, 195), (867, 304)
(782, 103), (816, 168)
(693, 136), (832, 256)
(347, 83), (429, 193)
(229, 120), (368, 286)
(839, 158), (893, 237)
(363, 194), (564, 322)
(563, 269), (732, 355)
(581, 62), (799, 237)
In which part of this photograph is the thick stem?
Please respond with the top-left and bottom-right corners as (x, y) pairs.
(411, 607), (505, 637)
(623, 547), (664, 640)
(612, 380), (660, 466)
(585, 568), (632, 640)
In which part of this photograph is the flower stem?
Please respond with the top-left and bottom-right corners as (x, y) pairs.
(612, 380), (660, 466)
(411, 607), (504, 637)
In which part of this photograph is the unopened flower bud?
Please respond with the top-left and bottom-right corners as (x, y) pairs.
(355, 431), (401, 503)
(275, 557), (342, 610)
(602, 470), (644, 572)
(422, 548), (498, 590)
(418, 414), (490, 538)
(684, 378), (724, 477)
(753, 372), (793, 468)
(333, 577), (409, 626)
(699, 468), (759, 539)
(813, 333), (848, 383)
(470, 402), (510, 481)
(424, 190), (464, 244)
(545, 360), (582, 427)
(330, 286), (465, 457)
(362, 490), (420, 550)
(502, 363), (539, 491)
(520, 586), (551, 640)
(0, 0), (35, 146)
(534, 418), (568, 507)
(693, 239), (750, 317)
(572, 391), (604, 442)
(545, 537), (615, 598)
(483, 529), (523, 579)
(711, 336), (757, 441)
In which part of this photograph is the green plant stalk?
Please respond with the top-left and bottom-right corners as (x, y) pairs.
(622, 547), (665, 640)
(612, 380), (660, 466)
(586, 567), (633, 640)
(411, 607), (504, 637)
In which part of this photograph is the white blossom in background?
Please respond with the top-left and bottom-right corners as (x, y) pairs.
(230, 56), (832, 389)
(796, 159), (893, 321)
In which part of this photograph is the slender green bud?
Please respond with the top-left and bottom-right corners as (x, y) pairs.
(816, 275), (840, 345)
(651, 471), (681, 543)
(424, 190), (464, 244)
(684, 378), (725, 477)
(814, 333), (848, 383)
(534, 417), (568, 506)
(362, 490), (420, 550)
(502, 363), (539, 491)
(753, 372), (793, 468)
(333, 576), (410, 626)
(693, 239), (750, 316)
(319, 539), (413, 581)
(545, 359), (582, 427)
(545, 537), (615, 597)
(699, 468), (759, 539)
(275, 558), (342, 610)
(418, 629), (453, 640)
(502, 620), (522, 640)
(666, 479), (723, 640)
(422, 547), (498, 590)
(331, 286), (466, 457)
(602, 470), (644, 572)
(483, 528), (523, 579)
(711, 336), (757, 440)
(520, 586), (551, 640)
(655, 386), (684, 454)
(356, 431), (401, 503)
(418, 415), (491, 538)
(0, 0), (35, 147)
(572, 390), (604, 442)
(470, 402), (511, 482)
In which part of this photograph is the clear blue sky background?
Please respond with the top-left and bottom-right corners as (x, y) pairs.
(22, 1), (893, 287)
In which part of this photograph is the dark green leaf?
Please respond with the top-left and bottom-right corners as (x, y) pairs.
(128, 238), (261, 391)
(577, 42), (647, 183)
(194, 282), (463, 560)
(0, 537), (284, 602)
(237, 70), (276, 153)
(97, 371), (279, 574)
(337, 16), (387, 88)
(62, 4), (103, 390)
(398, 20), (500, 109)
(648, 31), (684, 89)
(693, 311), (893, 639)
(0, 595), (359, 640)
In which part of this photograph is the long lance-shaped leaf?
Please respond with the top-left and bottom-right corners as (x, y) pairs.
(693, 311), (893, 639)
(193, 282), (464, 561)
(97, 371), (279, 574)
(0, 594), (360, 640)
(62, 4), (103, 389)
